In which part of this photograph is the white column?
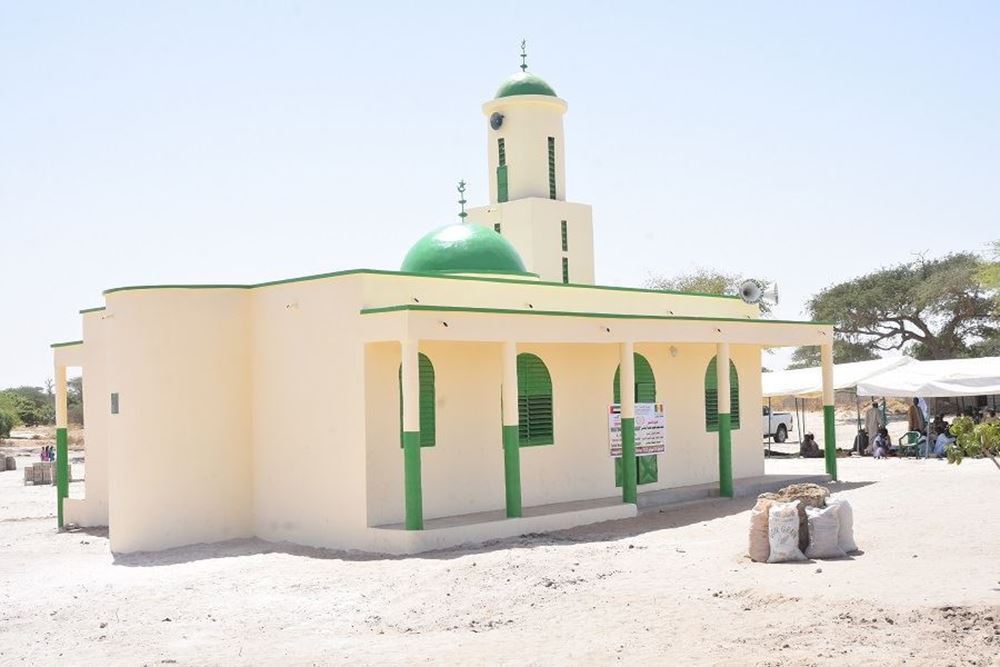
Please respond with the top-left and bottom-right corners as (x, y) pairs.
(821, 343), (835, 406)
(619, 342), (635, 419)
(716, 343), (731, 415)
(501, 342), (519, 426)
(54, 365), (68, 429)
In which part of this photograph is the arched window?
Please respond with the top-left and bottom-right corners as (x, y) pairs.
(704, 356), (741, 432)
(517, 353), (554, 446)
(398, 353), (436, 447)
(613, 353), (658, 485)
(613, 353), (656, 403)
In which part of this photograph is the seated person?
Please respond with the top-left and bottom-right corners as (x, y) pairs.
(799, 432), (823, 458)
(933, 426), (955, 458)
(871, 427), (890, 459)
(853, 427), (869, 456)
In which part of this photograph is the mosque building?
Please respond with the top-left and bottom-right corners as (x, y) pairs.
(50, 47), (837, 555)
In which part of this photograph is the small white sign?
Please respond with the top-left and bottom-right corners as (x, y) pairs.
(609, 403), (666, 457)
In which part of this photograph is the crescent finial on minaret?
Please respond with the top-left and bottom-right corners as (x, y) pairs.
(520, 39), (528, 72)
(457, 180), (468, 221)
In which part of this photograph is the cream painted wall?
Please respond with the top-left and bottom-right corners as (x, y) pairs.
(72, 312), (112, 526)
(466, 199), (595, 285)
(365, 341), (507, 527)
(364, 338), (767, 526)
(360, 272), (758, 320)
(250, 276), (371, 550)
(104, 289), (253, 553)
(483, 95), (567, 203)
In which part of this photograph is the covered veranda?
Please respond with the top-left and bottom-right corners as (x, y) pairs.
(361, 304), (838, 553)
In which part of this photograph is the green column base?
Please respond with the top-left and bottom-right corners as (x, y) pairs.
(502, 424), (522, 518)
(621, 417), (637, 504)
(402, 431), (423, 530)
(823, 405), (838, 481)
(56, 427), (69, 529)
(718, 413), (733, 498)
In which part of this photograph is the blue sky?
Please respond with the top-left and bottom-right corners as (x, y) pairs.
(2, 2), (998, 385)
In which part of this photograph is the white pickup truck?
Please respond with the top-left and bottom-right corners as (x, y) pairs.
(763, 406), (794, 443)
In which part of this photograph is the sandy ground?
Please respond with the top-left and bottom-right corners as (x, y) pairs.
(1, 452), (999, 665)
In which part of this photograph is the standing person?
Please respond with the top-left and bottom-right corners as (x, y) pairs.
(864, 400), (884, 441)
(907, 397), (926, 433)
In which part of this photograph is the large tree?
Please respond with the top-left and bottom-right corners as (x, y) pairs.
(806, 252), (998, 360)
(787, 340), (877, 370)
(645, 269), (775, 314)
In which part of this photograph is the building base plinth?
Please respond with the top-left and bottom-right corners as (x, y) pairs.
(369, 496), (637, 555)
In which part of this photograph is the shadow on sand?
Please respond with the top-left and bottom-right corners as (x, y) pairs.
(109, 480), (877, 567)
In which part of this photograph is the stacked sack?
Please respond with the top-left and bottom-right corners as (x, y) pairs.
(748, 483), (858, 562)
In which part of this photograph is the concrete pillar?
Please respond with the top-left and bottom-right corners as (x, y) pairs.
(716, 343), (733, 498)
(619, 342), (637, 504)
(501, 342), (522, 517)
(401, 340), (423, 529)
(54, 365), (69, 529)
(821, 343), (838, 480)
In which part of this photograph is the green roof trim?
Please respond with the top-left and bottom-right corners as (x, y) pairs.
(79, 307), (106, 314)
(401, 224), (530, 276)
(496, 71), (557, 98)
(50, 340), (84, 348)
(101, 268), (745, 300)
(359, 304), (834, 327)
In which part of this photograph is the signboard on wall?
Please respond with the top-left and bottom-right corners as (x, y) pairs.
(608, 403), (666, 457)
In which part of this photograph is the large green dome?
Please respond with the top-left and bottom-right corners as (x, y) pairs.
(495, 71), (557, 98)
(400, 224), (530, 275)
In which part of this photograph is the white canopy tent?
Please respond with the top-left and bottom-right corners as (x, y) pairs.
(763, 356), (915, 398)
(856, 357), (1000, 398)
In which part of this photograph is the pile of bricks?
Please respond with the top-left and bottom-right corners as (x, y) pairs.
(0, 456), (16, 472)
(23, 461), (55, 486)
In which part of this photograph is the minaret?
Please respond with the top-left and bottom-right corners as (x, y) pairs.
(466, 42), (595, 284)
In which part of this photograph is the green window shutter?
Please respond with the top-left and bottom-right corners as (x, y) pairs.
(497, 164), (509, 203)
(562, 257), (569, 284)
(561, 220), (568, 252)
(547, 137), (556, 199)
(729, 361), (741, 430)
(637, 455), (658, 484)
(704, 356), (741, 432)
(516, 353), (554, 446)
(615, 455), (658, 487)
(497, 138), (506, 166)
(398, 353), (436, 447)
(613, 354), (656, 403)
(705, 357), (719, 431)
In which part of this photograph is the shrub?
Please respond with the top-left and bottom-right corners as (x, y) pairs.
(946, 416), (1000, 465)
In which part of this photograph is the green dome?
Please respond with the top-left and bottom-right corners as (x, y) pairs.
(401, 224), (530, 275)
(495, 71), (557, 98)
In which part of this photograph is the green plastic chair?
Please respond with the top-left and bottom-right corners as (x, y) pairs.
(897, 431), (923, 457)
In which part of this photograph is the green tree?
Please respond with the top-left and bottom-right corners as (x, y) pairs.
(977, 240), (1000, 292)
(787, 340), (878, 370)
(0, 387), (55, 426)
(946, 416), (1000, 470)
(67, 376), (84, 425)
(806, 253), (998, 360)
(0, 394), (22, 438)
(645, 269), (775, 314)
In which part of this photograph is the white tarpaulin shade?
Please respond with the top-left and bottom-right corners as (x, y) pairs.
(762, 356), (915, 398)
(856, 357), (1000, 398)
